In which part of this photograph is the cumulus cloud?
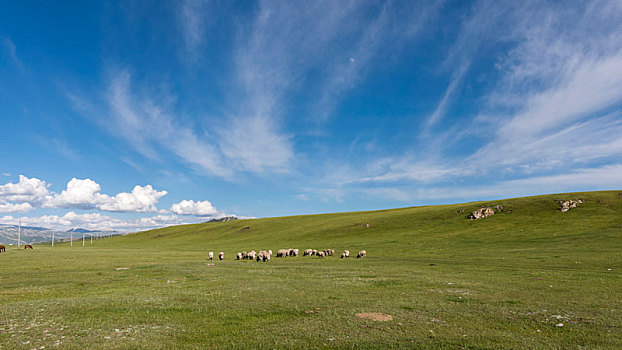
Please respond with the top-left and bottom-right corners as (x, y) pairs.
(45, 178), (108, 209)
(0, 212), (203, 233)
(98, 185), (167, 213)
(0, 175), (52, 204)
(0, 175), (168, 214)
(46, 178), (167, 213)
(0, 202), (33, 213)
(170, 199), (220, 216)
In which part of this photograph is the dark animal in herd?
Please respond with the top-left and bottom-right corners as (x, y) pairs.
(24, 244), (33, 249)
(0, 245), (5, 253)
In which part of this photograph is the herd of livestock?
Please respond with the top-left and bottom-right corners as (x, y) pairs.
(206, 248), (367, 262)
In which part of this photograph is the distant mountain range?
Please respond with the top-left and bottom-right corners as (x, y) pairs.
(0, 224), (120, 245)
(66, 228), (99, 233)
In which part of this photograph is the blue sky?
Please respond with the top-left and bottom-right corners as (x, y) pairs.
(1, 0), (622, 232)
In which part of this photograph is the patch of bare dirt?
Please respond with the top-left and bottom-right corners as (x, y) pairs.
(235, 226), (252, 233)
(356, 312), (393, 321)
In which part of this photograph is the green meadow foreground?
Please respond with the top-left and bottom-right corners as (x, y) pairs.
(1, 191), (621, 349)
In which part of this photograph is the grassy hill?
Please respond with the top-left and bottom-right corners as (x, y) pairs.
(1, 190), (621, 349)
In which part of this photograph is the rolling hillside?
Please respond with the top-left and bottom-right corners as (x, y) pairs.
(113, 190), (622, 259)
(1, 190), (621, 349)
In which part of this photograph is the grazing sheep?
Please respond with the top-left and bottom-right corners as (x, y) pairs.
(277, 249), (286, 257)
(268, 250), (273, 256)
(248, 250), (257, 260)
(317, 251), (326, 258)
(312, 249), (318, 256)
(357, 250), (367, 259)
(256, 250), (270, 262)
(208, 251), (214, 260)
(292, 249), (299, 257)
(265, 252), (271, 261)
(304, 249), (313, 256)
(236, 252), (242, 260)
(242, 251), (248, 259)
(219, 252), (224, 260)
(341, 250), (350, 259)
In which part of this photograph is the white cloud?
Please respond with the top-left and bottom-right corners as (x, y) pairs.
(433, 164), (622, 201)
(425, 61), (470, 127)
(369, 2), (622, 176)
(170, 199), (220, 216)
(0, 202), (33, 213)
(0, 175), (52, 204)
(104, 69), (296, 177)
(45, 178), (108, 209)
(106, 70), (232, 178)
(0, 176), (168, 214)
(0, 212), (203, 233)
(99, 185), (167, 213)
(179, 0), (209, 57)
(1, 36), (24, 71)
(218, 115), (293, 173)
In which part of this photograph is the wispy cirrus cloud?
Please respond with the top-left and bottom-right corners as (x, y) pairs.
(306, 0), (622, 203)
(361, 164), (622, 203)
(178, 0), (211, 61)
(1, 36), (24, 71)
(106, 70), (233, 178)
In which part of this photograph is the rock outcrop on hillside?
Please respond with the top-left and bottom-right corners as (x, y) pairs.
(559, 200), (583, 212)
(468, 207), (496, 220)
(206, 216), (238, 223)
(467, 204), (507, 220)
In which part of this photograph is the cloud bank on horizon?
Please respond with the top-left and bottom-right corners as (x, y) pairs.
(1, 0), (621, 231)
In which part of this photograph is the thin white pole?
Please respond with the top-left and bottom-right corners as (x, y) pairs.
(52, 231), (54, 247)
(18, 218), (21, 249)
(90, 234), (93, 245)
(82, 233), (85, 247)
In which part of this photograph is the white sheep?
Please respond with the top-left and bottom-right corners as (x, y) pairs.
(341, 250), (350, 259)
(357, 250), (367, 259)
(304, 249), (313, 256)
(317, 251), (325, 258)
(218, 252), (224, 260)
(208, 251), (214, 260)
(236, 252), (242, 260)
(293, 249), (299, 257)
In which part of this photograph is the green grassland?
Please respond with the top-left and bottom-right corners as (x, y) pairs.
(1, 191), (621, 349)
